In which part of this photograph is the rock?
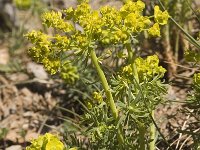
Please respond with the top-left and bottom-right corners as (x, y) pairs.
(27, 62), (48, 80)
(0, 0), (18, 31)
(25, 132), (39, 141)
(6, 145), (22, 150)
(8, 73), (29, 82)
(0, 48), (9, 65)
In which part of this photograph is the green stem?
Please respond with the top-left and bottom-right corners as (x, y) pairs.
(138, 123), (146, 150)
(149, 110), (156, 150)
(90, 49), (118, 119)
(126, 43), (139, 83)
(90, 48), (124, 147)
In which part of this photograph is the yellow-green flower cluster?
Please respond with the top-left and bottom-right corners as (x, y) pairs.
(26, 133), (64, 150)
(122, 65), (133, 80)
(100, 0), (150, 44)
(14, 0), (32, 9)
(25, 1), (169, 82)
(122, 55), (166, 82)
(42, 57), (61, 75)
(184, 50), (200, 62)
(154, 6), (169, 25)
(64, 2), (103, 40)
(72, 32), (91, 50)
(193, 73), (200, 85)
(41, 11), (73, 32)
(27, 1), (170, 56)
(61, 0), (169, 45)
(148, 23), (161, 37)
(148, 5), (170, 37)
(25, 30), (61, 74)
(100, 6), (122, 28)
(124, 13), (151, 33)
(79, 10), (102, 36)
(25, 30), (51, 62)
(135, 55), (166, 81)
(120, 0), (145, 17)
(25, 31), (79, 83)
(93, 92), (103, 103)
(63, 2), (91, 24)
(54, 34), (70, 51)
(60, 61), (79, 84)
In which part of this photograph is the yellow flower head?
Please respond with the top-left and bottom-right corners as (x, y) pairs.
(154, 5), (169, 25)
(41, 11), (73, 32)
(42, 57), (61, 75)
(26, 133), (64, 150)
(148, 23), (161, 37)
(135, 55), (166, 81)
(93, 92), (103, 103)
(193, 73), (200, 85)
(14, 0), (32, 9)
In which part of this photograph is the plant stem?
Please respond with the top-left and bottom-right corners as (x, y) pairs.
(149, 110), (156, 150)
(126, 43), (139, 83)
(90, 48), (118, 119)
(126, 43), (147, 150)
(138, 124), (146, 150)
(90, 48), (124, 147)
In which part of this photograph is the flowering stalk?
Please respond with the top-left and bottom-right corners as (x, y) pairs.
(150, 110), (156, 150)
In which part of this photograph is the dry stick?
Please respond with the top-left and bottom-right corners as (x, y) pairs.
(175, 109), (194, 149)
(179, 128), (200, 150)
(37, 116), (49, 134)
(174, 74), (195, 81)
(166, 111), (196, 150)
(166, 132), (188, 150)
(163, 61), (200, 72)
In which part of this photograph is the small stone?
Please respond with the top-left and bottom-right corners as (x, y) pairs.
(23, 111), (32, 117)
(27, 62), (48, 80)
(0, 48), (9, 65)
(8, 73), (29, 82)
(6, 145), (22, 150)
(22, 124), (29, 130)
(25, 132), (39, 141)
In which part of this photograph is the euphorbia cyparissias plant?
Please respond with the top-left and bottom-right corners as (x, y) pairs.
(25, 0), (169, 149)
